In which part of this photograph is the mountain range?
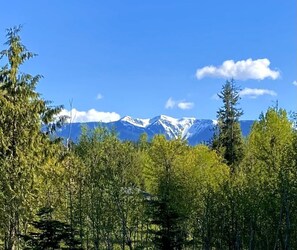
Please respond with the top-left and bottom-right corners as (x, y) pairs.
(56, 115), (254, 145)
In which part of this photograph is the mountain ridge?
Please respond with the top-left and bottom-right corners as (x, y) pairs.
(57, 115), (254, 145)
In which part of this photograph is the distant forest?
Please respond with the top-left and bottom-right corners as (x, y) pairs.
(0, 27), (296, 250)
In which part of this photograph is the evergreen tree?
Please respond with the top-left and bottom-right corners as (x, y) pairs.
(0, 26), (63, 249)
(213, 79), (244, 170)
(211, 80), (244, 249)
(21, 207), (82, 250)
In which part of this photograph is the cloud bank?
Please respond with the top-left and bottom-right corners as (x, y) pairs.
(165, 98), (194, 110)
(239, 88), (277, 98)
(293, 80), (297, 86)
(196, 58), (280, 80)
(60, 108), (121, 123)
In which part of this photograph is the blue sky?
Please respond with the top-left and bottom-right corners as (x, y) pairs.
(0, 1), (296, 121)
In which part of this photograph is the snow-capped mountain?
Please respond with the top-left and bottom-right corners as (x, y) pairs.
(56, 115), (254, 145)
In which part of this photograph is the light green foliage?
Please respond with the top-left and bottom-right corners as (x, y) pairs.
(75, 126), (146, 249)
(180, 145), (229, 248)
(0, 27), (64, 249)
(247, 108), (292, 173)
(239, 107), (295, 249)
(146, 136), (190, 249)
(146, 136), (229, 249)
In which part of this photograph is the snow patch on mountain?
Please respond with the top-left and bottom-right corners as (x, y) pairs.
(143, 115), (198, 139)
(121, 116), (150, 128)
(56, 115), (254, 146)
(120, 115), (197, 139)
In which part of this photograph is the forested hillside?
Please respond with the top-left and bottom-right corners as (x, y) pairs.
(0, 28), (296, 250)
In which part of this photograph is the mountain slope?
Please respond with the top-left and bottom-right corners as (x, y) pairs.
(56, 115), (254, 145)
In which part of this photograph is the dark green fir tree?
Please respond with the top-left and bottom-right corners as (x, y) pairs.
(212, 79), (244, 171)
(21, 207), (82, 250)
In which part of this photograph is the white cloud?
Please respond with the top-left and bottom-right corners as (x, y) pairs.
(239, 88), (277, 98)
(177, 102), (194, 110)
(165, 97), (176, 109)
(60, 108), (121, 123)
(196, 58), (280, 80)
(293, 80), (297, 86)
(96, 93), (103, 100)
(165, 98), (194, 110)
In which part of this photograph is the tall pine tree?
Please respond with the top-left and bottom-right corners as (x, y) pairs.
(211, 79), (244, 249)
(212, 79), (244, 171)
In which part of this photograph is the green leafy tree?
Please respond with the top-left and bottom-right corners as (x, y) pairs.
(239, 107), (295, 249)
(75, 126), (146, 249)
(176, 145), (229, 249)
(147, 136), (190, 250)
